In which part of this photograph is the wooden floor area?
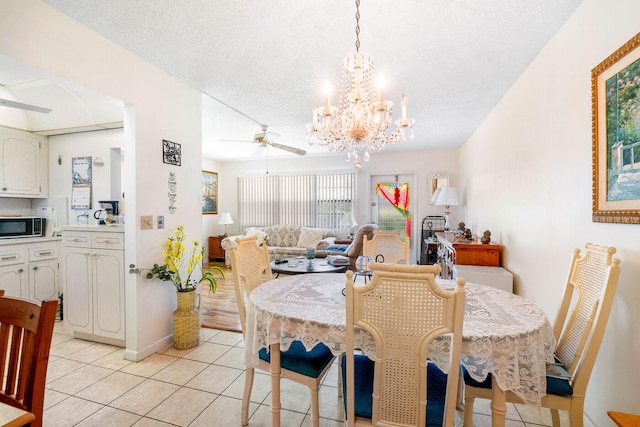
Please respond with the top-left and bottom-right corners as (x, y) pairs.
(200, 261), (242, 332)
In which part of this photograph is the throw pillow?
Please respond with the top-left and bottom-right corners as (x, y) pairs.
(245, 227), (268, 246)
(297, 227), (325, 249)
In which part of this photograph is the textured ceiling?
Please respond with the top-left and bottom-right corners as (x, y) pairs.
(11, 1), (584, 160)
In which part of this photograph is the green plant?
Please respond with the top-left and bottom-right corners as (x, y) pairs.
(129, 225), (225, 293)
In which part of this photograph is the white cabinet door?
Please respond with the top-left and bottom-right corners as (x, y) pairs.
(0, 135), (48, 197)
(92, 249), (125, 340)
(0, 263), (27, 297)
(62, 247), (93, 334)
(29, 259), (59, 303)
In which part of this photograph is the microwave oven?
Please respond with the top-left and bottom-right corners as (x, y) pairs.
(0, 217), (44, 239)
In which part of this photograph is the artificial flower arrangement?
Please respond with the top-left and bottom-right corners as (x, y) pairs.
(129, 225), (225, 293)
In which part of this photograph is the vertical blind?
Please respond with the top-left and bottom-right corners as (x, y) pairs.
(237, 173), (355, 230)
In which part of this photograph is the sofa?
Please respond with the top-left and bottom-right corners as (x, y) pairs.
(221, 223), (379, 270)
(221, 224), (336, 261)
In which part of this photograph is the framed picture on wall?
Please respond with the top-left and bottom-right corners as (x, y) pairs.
(162, 140), (181, 166)
(592, 32), (640, 224)
(202, 170), (218, 214)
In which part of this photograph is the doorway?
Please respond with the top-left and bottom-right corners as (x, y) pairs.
(370, 173), (417, 262)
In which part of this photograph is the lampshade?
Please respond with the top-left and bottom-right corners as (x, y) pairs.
(430, 188), (442, 204)
(340, 212), (358, 227)
(217, 212), (234, 225)
(435, 187), (459, 207)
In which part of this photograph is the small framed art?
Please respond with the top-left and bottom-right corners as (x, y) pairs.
(202, 170), (218, 214)
(162, 140), (181, 166)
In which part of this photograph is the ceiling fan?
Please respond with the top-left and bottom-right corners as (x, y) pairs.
(221, 124), (306, 157)
(205, 92), (306, 157)
(0, 97), (52, 113)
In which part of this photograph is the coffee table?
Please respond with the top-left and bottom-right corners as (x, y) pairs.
(270, 257), (348, 277)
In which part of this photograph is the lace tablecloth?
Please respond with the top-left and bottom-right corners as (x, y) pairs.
(245, 273), (556, 408)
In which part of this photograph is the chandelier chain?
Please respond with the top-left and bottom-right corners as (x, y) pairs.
(306, 0), (415, 170)
(355, 0), (361, 52)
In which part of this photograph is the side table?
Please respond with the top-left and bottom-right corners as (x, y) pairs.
(608, 410), (640, 427)
(208, 236), (225, 261)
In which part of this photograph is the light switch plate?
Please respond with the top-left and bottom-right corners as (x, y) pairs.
(157, 215), (165, 229)
(140, 215), (153, 230)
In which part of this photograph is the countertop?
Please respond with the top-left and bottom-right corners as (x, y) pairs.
(61, 224), (125, 233)
(0, 236), (61, 247)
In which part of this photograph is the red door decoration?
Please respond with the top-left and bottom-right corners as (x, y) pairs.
(376, 183), (411, 239)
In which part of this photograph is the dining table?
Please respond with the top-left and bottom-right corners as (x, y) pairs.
(244, 272), (556, 427)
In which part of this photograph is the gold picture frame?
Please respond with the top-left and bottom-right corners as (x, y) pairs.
(592, 32), (640, 224)
(202, 170), (218, 215)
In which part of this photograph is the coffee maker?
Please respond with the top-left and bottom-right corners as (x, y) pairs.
(94, 200), (119, 224)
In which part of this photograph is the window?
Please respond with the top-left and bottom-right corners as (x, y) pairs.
(237, 173), (355, 230)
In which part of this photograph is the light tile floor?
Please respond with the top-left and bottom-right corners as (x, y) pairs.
(44, 322), (570, 426)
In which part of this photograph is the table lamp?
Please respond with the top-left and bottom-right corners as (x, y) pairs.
(435, 187), (458, 230)
(340, 212), (358, 239)
(217, 212), (234, 237)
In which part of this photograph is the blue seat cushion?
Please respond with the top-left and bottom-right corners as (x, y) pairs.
(462, 367), (573, 397)
(341, 354), (448, 426)
(258, 341), (334, 378)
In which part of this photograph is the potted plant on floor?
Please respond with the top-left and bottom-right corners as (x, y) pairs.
(130, 225), (225, 349)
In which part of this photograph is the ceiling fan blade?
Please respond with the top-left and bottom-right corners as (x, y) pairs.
(219, 138), (254, 143)
(0, 97), (52, 113)
(269, 142), (306, 156)
(253, 145), (266, 157)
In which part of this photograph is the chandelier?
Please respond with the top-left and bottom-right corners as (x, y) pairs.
(306, 0), (414, 170)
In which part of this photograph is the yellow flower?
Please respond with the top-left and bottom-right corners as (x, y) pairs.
(129, 225), (225, 293)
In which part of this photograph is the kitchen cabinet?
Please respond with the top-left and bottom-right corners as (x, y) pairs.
(0, 239), (60, 300)
(0, 128), (48, 198)
(61, 228), (125, 345)
(28, 243), (60, 303)
(0, 247), (28, 298)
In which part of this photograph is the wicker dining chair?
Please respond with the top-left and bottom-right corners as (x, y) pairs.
(343, 263), (466, 427)
(229, 236), (335, 427)
(362, 231), (410, 264)
(463, 243), (622, 427)
(0, 290), (58, 427)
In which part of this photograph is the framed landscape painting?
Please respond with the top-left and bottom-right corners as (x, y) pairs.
(592, 32), (640, 224)
(202, 170), (218, 214)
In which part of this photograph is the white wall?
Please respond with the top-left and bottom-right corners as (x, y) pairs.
(461, 0), (640, 423)
(0, 0), (203, 361)
(48, 129), (124, 225)
(216, 148), (459, 261)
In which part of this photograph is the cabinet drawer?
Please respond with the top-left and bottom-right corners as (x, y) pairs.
(29, 244), (59, 261)
(92, 233), (124, 250)
(62, 232), (91, 248)
(0, 248), (26, 266)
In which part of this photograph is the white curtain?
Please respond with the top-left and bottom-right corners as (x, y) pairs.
(237, 173), (355, 230)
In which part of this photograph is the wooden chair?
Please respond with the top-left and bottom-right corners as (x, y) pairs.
(463, 243), (622, 427)
(229, 236), (335, 427)
(0, 290), (58, 427)
(343, 263), (466, 427)
(363, 231), (410, 264)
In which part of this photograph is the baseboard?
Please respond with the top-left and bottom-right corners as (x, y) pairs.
(124, 334), (173, 362)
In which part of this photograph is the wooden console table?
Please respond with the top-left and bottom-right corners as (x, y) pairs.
(436, 232), (501, 279)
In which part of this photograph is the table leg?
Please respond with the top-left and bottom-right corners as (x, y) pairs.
(270, 343), (281, 427)
(490, 376), (506, 427)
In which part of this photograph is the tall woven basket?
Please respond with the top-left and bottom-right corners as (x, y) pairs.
(173, 290), (200, 349)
